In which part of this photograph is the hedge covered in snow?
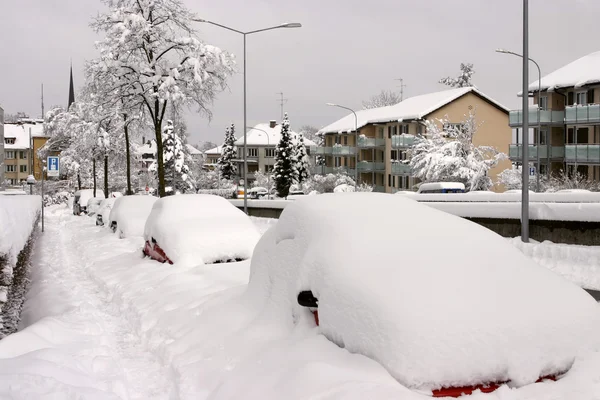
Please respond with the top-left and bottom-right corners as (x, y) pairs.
(0, 195), (41, 337)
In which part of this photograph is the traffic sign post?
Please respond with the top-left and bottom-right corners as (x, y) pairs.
(47, 156), (60, 177)
(529, 166), (536, 176)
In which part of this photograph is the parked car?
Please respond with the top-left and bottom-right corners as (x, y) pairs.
(86, 197), (104, 217)
(247, 193), (600, 397)
(248, 187), (268, 199)
(96, 198), (117, 226)
(108, 195), (158, 238)
(73, 189), (105, 215)
(143, 194), (259, 266)
(417, 182), (465, 194)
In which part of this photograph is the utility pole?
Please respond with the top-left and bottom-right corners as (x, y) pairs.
(395, 78), (407, 101)
(276, 92), (288, 121)
(41, 84), (45, 119)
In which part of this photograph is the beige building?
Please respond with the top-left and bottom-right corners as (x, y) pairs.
(0, 107), (4, 188)
(3, 119), (45, 186)
(509, 50), (600, 181)
(318, 87), (512, 192)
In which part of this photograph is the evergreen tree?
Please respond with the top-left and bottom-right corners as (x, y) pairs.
(160, 120), (191, 195)
(273, 113), (297, 198)
(439, 63), (475, 88)
(218, 123), (237, 180)
(294, 131), (310, 186)
(315, 133), (326, 168)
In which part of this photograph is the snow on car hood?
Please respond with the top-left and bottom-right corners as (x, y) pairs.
(144, 194), (260, 266)
(247, 192), (600, 392)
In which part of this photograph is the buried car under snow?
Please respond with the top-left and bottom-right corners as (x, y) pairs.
(143, 194), (260, 266)
(247, 193), (600, 397)
(108, 195), (158, 238)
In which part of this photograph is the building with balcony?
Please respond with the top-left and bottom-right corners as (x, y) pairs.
(0, 107), (4, 189)
(509, 50), (600, 182)
(4, 123), (34, 185)
(318, 87), (511, 192)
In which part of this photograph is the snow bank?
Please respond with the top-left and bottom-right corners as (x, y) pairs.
(144, 194), (260, 266)
(249, 193), (600, 391)
(510, 238), (600, 291)
(0, 196), (41, 262)
(109, 195), (158, 238)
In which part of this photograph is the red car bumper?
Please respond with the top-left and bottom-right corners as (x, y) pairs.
(143, 240), (173, 264)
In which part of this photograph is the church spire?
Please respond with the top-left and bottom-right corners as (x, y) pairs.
(68, 61), (75, 109)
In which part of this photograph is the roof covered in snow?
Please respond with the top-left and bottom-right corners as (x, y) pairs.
(3, 123), (38, 149)
(136, 140), (157, 156)
(204, 145), (223, 155)
(186, 144), (202, 155)
(234, 123), (317, 147)
(319, 87), (509, 134)
(526, 51), (600, 92)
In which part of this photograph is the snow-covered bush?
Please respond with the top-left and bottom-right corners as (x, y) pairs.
(303, 171), (371, 194)
(409, 111), (506, 191)
(196, 188), (236, 199)
(498, 167), (598, 192)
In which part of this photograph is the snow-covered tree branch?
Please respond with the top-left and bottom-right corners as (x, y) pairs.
(439, 63), (475, 88)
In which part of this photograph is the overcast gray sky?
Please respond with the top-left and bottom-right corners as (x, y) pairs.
(1, 0), (599, 146)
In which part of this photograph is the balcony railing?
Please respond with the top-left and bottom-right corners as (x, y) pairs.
(373, 185), (386, 193)
(565, 104), (600, 124)
(357, 136), (385, 147)
(508, 144), (565, 160)
(508, 108), (565, 126)
(357, 161), (385, 172)
(312, 166), (356, 176)
(391, 162), (411, 175)
(309, 146), (356, 155)
(391, 134), (416, 148)
(565, 144), (600, 163)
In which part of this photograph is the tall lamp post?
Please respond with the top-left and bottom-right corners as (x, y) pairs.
(193, 19), (302, 214)
(246, 126), (272, 199)
(326, 103), (359, 187)
(496, 48), (542, 193)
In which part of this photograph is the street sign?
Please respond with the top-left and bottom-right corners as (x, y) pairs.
(529, 166), (536, 176)
(47, 156), (60, 177)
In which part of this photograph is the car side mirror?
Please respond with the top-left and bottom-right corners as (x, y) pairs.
(297, 290), (318, 308)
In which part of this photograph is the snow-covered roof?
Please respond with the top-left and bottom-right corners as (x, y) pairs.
(4, 124), (33, 149)
(204, 145), (222, 155)
(319, 87), (509, 134)
(136, 140), (157, 156)
(234, 123), (317, 147)
(526, 51), (600, 92)
(186, 144), (202, 155)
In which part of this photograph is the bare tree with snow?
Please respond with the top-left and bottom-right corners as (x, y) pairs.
(362, 90), (402, 109)
(439, 63), (475, 88)
(409, 112), (506, 191)
(90, 0), (235, 197)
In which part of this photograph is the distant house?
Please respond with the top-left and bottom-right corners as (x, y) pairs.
(0, 107), (4, 188)
(186, 144), (203, 163)
(203, 120), (317, 183)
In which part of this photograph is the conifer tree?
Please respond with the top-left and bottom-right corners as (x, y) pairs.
(218, 123), (237, 180)
(273, 113), (297, 198)
(295, 131), (310, 186)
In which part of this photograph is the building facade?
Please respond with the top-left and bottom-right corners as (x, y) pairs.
(318, 87), (512, 192)
(0, 107), (4, 188)
(508, 51), (600, 182)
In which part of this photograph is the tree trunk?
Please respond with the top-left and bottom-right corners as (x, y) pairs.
(93, 158), (97, 197)
(154, 122), (166, 197)
(104, 155), (109, 198)
(123, 115), (132, 195)
(77, 172), (81, 190)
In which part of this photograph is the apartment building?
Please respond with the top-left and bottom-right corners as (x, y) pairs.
(0, 107), (4, 188)
(509, 51), (600, 181)
(204, 120), (317, 183)
(318, 87), (512, 192)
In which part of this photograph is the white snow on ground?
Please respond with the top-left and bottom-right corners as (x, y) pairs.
(510, 238), (600, 291)
(1, 200), (600, 399)
(0, 195), (41, 260)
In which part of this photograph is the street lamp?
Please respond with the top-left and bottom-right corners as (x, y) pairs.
(326, 103), (359, 187)
(246, 126), (272, 199)
(194, 18), (302, 214)
(496, 48), (542, 193)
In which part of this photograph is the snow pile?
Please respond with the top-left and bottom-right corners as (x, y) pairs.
(510, 238), (600, 291)
(144, 194), (260, 266)
(249, 193), (600, 391)
(0, 196), (41, 264)
(333, 183), (355, 193)
(109, 195), (158, 238)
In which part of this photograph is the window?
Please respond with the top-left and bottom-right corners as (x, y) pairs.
(388, 174), (391, 187)
(400, 124), (409, 134)
(5, 165), (15, 172)
(392, 175), (396, 187)
(247, 148), (258, 157)
(538, 130), (548, 145)
(334, 135), (341, 145)
(20, 165), (27, 173)
(4, 138), (15, 145)
(265, 148), (275, 158)
(334, 157), (342, 167)
(265, 165), (274, 173)
(539, 164), (548, 175)
(567, 92), (574, 106)
(378, 127), (384, 138)
(19, 151), (27, 159)
(539, 96), (548, 110)
(588, 89), (595, 104)
(343, 135), (348, 145)
(5, 151), (15, 159)
(567, 128), (575, 144)
(576, 91), (587, 106)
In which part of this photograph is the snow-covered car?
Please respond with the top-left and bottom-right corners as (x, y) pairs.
(96, 198), (117, 226)
(73, 189), (105, 215)
(248, 193), (600, 397)
(86, 197), (104, 217)
(143, 194), (260, 266)
(417, 182), (465, 194)
(108, 195), (158, 238)
(287, 190), (305, 200)
(248, 187), (268, 199)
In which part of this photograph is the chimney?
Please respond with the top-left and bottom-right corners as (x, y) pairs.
(269, 120), (277, 128)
